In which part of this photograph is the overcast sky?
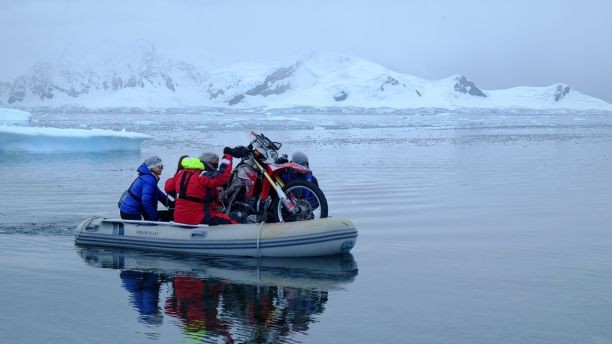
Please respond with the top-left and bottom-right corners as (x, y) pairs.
(1, 0), (611, 102)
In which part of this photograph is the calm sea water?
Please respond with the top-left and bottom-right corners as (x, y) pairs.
(1, 112), (612, 343)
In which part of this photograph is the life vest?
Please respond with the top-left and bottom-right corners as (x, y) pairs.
(177, 171), (214, 205)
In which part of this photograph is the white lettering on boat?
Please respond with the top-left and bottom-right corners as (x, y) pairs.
(135, 230), (160, 236)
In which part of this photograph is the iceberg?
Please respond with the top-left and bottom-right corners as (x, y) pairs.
(0, 107), (32, 122)
(0, 126), (150, 153)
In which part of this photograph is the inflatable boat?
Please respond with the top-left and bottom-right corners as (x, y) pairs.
(74, 216), (357, 257)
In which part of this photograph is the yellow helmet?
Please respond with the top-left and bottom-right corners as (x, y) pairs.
(181, 157), (205, 170)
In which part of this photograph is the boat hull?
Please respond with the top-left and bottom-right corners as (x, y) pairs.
(74, 216), (358, 257)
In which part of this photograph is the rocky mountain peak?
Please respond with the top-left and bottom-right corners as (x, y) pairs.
(3, 42), (203, 103)
(454, 75), (486, 97)
(554, 84), (571, 102)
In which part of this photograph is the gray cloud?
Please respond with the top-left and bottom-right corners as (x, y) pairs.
(1, 0), (610, 102)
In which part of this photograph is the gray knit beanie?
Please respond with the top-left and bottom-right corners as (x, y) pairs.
(144, 155), (163, 169)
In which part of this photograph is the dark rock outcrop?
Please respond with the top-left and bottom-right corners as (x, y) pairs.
(245, 63), (298, 97)
(454, 75), (486, 97)
(228, 94), (245, 105)
(380, 76), (400, 91)
(164, 75), (175, 92)
(334, 91), (348, 101)
(207, 87), (225, 99)
(111, 75), (124, 90)
(8, 82), (26, 104)
(554, 84), (571, 102)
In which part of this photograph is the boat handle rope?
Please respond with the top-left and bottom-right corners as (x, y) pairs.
(256, 221), (265, 258)
(75, 216), (100, 238)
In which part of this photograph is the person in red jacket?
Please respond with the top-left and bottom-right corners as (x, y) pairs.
(165, 147), (241, 225)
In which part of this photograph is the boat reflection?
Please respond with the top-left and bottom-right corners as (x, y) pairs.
(77, 247), (358, 343)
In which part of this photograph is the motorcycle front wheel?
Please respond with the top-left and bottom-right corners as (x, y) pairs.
(270, 179), (328, 223)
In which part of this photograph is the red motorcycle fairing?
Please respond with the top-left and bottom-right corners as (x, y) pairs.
(259, 162), (311, 200)
(266, 162), (312, 175)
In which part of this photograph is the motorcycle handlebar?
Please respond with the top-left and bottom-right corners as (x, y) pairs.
(250, 132), (282, 151)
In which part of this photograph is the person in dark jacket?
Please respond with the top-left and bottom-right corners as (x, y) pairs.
(118, 155), (170, 221)
(280, 151), (320, 210)
(198, 152), (247, 224)
(199, 152), (220, 171)
(198, 152), (223, 208)
(281, 151), (319, 186)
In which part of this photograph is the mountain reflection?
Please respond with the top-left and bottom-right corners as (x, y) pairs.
(78, 247), (357, 343)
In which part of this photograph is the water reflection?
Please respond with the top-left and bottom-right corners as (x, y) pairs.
(78, 247), (358, 343)
(120, 271), (164, 325)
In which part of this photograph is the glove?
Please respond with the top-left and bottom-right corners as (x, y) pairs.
(231, 145), (249, 158)
(223, 146), (233, 155)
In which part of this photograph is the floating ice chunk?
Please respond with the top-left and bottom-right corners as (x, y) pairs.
(0, 126), (151, 153)
(264, 115), (308, 122)
(0, 108), (32, 122)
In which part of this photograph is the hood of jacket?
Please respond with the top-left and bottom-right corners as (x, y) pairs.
(137, 163), (158, 181)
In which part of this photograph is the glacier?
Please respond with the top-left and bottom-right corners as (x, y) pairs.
(0, 126), (150, 153)
(0, 43), (610, 113)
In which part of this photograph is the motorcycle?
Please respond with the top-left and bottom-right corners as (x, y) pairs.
(221, 132), (328, 223)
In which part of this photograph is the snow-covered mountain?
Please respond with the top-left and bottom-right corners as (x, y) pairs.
(1, 42), (610, 112)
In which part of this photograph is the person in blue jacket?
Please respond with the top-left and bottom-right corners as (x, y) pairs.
(118, 155), (170, 221)
(280, 151), (320, 211)
(281, 151), (319, 186)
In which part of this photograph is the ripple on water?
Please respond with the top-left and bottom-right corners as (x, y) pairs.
(0, 222), (76, 236)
